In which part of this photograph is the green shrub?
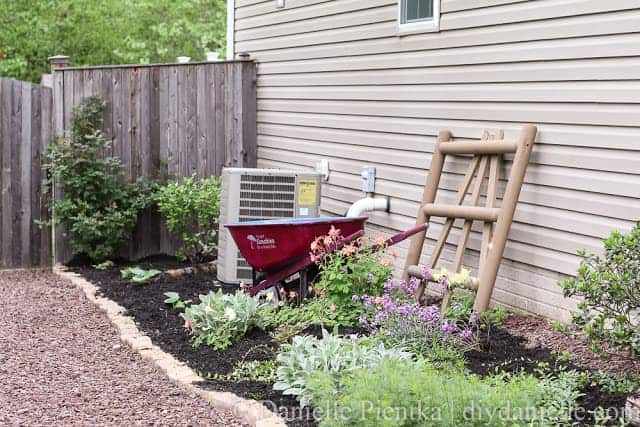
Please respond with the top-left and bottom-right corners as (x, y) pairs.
(156, 175), (222, 263)
(273, 329), (413, 407)
(559, 224), (640, 354)
(309, 359), (580, 427)
(43, 96), (152, 262)
(182, 290), (273, 350)
(310, 229), (394, 325)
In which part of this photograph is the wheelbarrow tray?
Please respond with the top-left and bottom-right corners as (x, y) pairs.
(225, 216), (367, 273)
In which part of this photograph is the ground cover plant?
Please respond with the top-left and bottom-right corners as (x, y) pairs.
(120, 266), (162, 285)
(182, 290), (274, 350)
(309, 359), (582, 427)
(560, 223), (640, 355)
(156, 175), (222, 263)
(273, 329), (413, 407)
(43, 96), (153, 262)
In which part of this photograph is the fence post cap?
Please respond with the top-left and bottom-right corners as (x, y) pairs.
(48, 55), (70, 71)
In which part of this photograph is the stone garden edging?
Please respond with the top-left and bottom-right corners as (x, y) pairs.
(54, 266), (287, 427)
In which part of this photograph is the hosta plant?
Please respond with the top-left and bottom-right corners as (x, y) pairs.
(273, 329), (413, 407)
(182, 290), (273, 350)
(559, 223), (640, 354)
(121, 267), (162, 285)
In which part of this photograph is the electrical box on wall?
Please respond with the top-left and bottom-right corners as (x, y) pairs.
(361, 166), (376, 193)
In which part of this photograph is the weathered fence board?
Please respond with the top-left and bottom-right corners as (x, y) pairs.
(0, 78), (52, 268)
(52, 61), (257, 263)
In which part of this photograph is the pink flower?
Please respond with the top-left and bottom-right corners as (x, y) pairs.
(374, 296), (384, 306)
(329, 304), (337, 313)
(288, 291), (298, 299)
(184, 319), (192, 331)
(328, 226), (341, 238)
(375, 236), (386, 246)
(390, 248), (398, 257)
(310, 240), (319, 252)
(380, 256), (392, 267)
(310, 254), (320, 263)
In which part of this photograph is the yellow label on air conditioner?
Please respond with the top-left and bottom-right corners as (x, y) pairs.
(298, 180), (318, 206)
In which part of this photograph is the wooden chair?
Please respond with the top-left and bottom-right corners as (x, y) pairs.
(403, 125), (537, 313)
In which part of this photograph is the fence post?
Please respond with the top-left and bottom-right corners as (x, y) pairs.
(49, 55), (69, 265)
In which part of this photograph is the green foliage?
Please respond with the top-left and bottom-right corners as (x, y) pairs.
(585, 370), (640, 394)
(121, 267), (162, 285)
(182, 290), (273, 350)
(212, 360), (277, 383)
(559, 224), (640, 354)
(444, 290), (508, 329)
(163, 291), (192, 309)
(93, 260), (114, 271)
(311, 230), (394, 325)
(156, 175), (222, 263)
(272, 297), (342, 328)
(43, 96), (152, 262)
(273, 329), (413, 407)
(309, 359), (581, 427)
(0, 0), (226, 83)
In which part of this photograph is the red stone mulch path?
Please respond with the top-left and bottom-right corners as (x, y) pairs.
(0, 270), (248, 426)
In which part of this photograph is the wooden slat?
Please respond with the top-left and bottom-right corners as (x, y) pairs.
(47, 62), (257, 263)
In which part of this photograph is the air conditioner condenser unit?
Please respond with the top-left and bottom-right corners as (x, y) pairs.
(217, 168), (322, 284)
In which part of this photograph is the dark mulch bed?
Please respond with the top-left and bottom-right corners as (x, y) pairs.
(72, 256), (633, 426)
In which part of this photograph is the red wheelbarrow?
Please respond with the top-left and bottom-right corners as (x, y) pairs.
(225, 216), (428, 297)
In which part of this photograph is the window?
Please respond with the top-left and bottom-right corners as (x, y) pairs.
(398, 0), (439, 33)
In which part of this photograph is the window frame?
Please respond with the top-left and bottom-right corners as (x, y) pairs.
(397, 0), (440, 34)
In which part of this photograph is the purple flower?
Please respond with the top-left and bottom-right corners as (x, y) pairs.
(420, 265), (432, 280)
(469, 311), (479, 325)
(352, 294), (360, 303)
(460, 329), (473, 339)
(439, 276), (449, 295)
(366, 272), (375, 283)
(375, 311), (389, 323)
(441, 321), (456, 334)
(358, 315), (369, 327)
(383, 279), (396, 293)
(362, 295), (374, 308)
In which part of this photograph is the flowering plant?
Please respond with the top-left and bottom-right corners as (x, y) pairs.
(356, 272), (479, 365)
(309, 226), (394, 325)
(181, 290), (273, 350)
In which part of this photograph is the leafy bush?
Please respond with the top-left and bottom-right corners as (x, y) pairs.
(309, 359), (581, 427)
(273, 329), (413, 407)
(310, 228), (394, 325)
(357, 277), (478, 366)
(43, 96), (152, 262)
(121, 267), (162, 285)
(156, 175), (222, 263)
(182, 290), (273, 350)
(559, 224), (640, 354)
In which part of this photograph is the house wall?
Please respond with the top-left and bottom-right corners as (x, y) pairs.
(232, 0), (640, 320)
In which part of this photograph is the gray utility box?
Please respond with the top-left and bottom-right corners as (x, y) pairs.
(217, 168), (322, 284)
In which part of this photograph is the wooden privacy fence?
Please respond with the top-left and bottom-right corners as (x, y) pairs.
(0, 59), (257, 268)
(0, 78), (52, 269)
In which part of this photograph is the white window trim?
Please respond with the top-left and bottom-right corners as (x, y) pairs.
(226, 0), (235, 60)
(397, 0), (440, 34)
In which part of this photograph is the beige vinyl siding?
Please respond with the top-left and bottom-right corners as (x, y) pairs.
(234, 0), (640, 320)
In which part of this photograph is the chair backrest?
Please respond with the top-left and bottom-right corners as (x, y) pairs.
(403, 125), (537, 312)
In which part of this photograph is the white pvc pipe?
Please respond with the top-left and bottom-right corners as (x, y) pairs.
(346, 197), (389, 218)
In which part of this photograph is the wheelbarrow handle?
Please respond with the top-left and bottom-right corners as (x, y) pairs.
(371, 223), (429, 252)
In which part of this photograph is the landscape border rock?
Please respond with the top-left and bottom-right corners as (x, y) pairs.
(54, 265), (287, 427)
